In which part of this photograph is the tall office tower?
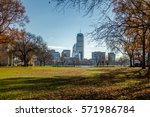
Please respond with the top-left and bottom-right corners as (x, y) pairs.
(76, 33), (84, 60)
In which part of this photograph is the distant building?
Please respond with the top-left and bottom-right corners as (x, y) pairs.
(92, 51), (105, 65)
(72, 33), (84, 60)
(62, 50), (70, 58)
(72, 44), (79, 58)
(50, 50), (60, 62)
(76, 33), (84, 60)
(61, 50), (71, 65)
(50, 49), (55, 53)
(72, 44), (78, 58)
(72, 44), (76, 57)
(92, 52), (100, 60)
(108, 52), (116, 65)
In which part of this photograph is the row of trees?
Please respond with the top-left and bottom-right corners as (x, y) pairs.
(50, 0), (150, 69)
(94, 0), (150, 69)
(7, 32), (52, 66)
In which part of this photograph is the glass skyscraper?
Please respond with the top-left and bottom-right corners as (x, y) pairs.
(72, 33), (84, 60)
(76, 33), (84, 60)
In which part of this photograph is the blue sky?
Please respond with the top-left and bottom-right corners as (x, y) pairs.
(21, 0), (110, 59)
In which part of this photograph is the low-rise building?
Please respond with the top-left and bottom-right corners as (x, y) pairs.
(108, 52), (116, 65)
(50, 49), (60, 63)
(92, 51), (105, 66)
(62, 50), (71, 58)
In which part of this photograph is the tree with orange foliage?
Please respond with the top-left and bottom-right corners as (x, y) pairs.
(112, 0), (150, 69)
(0, 0), (28, 44)
(6, 29), (25, 66)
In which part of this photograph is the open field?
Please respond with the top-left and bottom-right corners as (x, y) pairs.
(0, 66), (150, 100)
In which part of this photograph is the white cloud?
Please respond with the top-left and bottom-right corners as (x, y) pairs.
(48, 45), (71, 54)
(48, 45), (67, 49)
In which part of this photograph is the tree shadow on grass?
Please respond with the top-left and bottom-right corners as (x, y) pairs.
(0, 68), (149, 100)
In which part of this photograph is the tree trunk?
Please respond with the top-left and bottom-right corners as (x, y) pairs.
(11, 53), (14, 66)
(43, 60), (46, 66)
(129, 55), (133, 67)
(7, 53), (11, 66)
(24, 60), (28, 66)
(142, 35), (146, 69)
(39, 60), (42, 66)
(23, 55), (28, 66)
(132, 54), (135, 67)
(148, 52), (150, 70)
(148, 38), (150, 70)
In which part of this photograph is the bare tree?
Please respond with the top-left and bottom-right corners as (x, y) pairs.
(13, 32), (39, 66)
(49, 0), (111, 15)
(36, 40), (52, 66)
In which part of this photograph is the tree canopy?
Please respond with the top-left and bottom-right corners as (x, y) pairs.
(0, 0), (28, 43)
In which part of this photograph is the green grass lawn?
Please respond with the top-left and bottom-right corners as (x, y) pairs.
(0, 66), (149, 100)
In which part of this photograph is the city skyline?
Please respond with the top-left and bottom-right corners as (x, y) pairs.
(21, 0), (111, 59)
